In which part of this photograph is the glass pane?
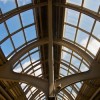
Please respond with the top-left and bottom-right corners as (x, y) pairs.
(17, 0), (31, 6)
(92, 21), (100, 39)
(0, 23), (8, 41)
(87, 37), (100, 55)
(68, 0), (82, 6)
(80, 63), (89, 72)
(60, 68), (67, 76)
(76, 30), (89, 47)
(71, 56), (81, 68)
(0, 0), (16, 13)
(79, 14), (94, 32)
(62, 51), (71, 62)
(1, 38), (14, 57)
(29, 47), (38, 53)
(21, 83), (27, 90)
(72, 90), (77, 98)
(76, 82), (82, 89)
(65, 9), (79, 26)
(31, 52), (40, 62)
(6, 15), (21, 33)
(66, 86), (72, 92)
(62, 46), (72, 53)
(12, 31), (25, 48)
(34, 68), (42, 76)
(84, 0), (100, 12)
(60, 64), (68, 70)
(21, 10), (34, 26)
(34, 65), (41, 70)
(21, 57), (31, 69)
(24, 25), (36, 42)
(73, 52), (82, 59)
(13, 64), (22, 73)
(63, 25), (76, 41)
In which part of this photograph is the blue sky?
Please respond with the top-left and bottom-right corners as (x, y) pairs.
(0, 0), (100, 99)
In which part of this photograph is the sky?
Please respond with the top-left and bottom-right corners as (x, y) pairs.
(0, 0), (100, 99)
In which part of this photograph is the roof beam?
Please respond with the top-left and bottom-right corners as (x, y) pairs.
(55, 60), (100, 94)
(0, 2), (47, 23)
(55, 61), (100, 94)
(0, 39), (49, 94)
(48, 0), (54, 97)
(7, 38), (48, 69)
(0, 3), (99, 23)
(0, 68), (48, 95)
(54, 39), (100, 94)
(54, 39), (93, 65)
(54, 3), (100, 21)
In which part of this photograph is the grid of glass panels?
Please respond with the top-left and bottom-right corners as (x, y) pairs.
(20, 82), (39, 100)
(57, 82), (83, 100)
(0, 7), (37, 59)
(67, 0), (100, 12)
(13, 47), (43, 77)
(0, 0), (32, 13)
(63, 1), (100, 57)
(0, 0), (100, 100)
(59, 46), (88, 99)
(60, 46), (89, 77)
(0, 1), (44, 99)
(61, 0), (100, 99)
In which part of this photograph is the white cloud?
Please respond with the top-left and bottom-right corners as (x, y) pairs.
(13, 64), (22, 73)
(0, 0), (13, 4)
(81, 37), (100, 55)
(17, 0), (31, 6)
(13, 59), (42, 77)
(81, 37), (88, 47)
(0, 0), (30, 5)
(22, 60), (31, 69)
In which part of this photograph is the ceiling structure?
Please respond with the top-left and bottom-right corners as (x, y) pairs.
(0, 0), (100, 100)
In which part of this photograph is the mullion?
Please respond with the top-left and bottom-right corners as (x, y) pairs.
(28, 52), (35, 76)
(68, 51), (73, 76)
(0, 23), (35, 45)
(74, 0), (85, 44)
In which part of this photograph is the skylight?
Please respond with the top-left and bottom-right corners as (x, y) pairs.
(61, 0), (100, 99)
(0, 0), (100, 100)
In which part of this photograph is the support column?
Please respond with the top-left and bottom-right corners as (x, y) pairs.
(48, 0), (54, 97)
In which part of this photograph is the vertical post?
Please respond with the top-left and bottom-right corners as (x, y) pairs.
(48, 0), (54, 97)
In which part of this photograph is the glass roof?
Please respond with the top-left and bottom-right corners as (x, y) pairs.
(0, 0), (100, 100)
(60, 0), (100, 99)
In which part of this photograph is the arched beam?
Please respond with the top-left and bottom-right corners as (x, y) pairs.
(54, 3), (100, 21)
(0, 2), (47, 23)
(55, 61), (100, 94)
(0, 39), (49, 94)
(0, 2), (100, 24)
(54, 39), (100, 94)
(54, 39), (93, 65)
(9, 38), (48, 70)
(0, 69), (48, 95)
(55, 60), (77, 73)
